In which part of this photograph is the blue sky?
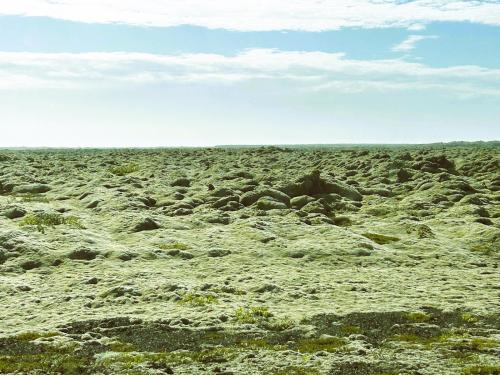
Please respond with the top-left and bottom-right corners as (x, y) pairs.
(1, 1), (499, 146)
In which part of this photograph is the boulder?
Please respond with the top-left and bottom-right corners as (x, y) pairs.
(290, 195), (314, 209)
(255, 197), (288, 210)
(131, 217), (160, 232)
(13, 184), (51, 194)
(279, 170), (362, 201)
(170, 177), (191, 187)
(240, 188), (290, 207)
(3, 206), (27, 219)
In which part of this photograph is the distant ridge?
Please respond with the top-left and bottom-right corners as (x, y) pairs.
(215, 141), (500, 149)
(0, 141), (498, 151)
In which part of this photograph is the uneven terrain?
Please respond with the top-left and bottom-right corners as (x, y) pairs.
(0, 144), (499, 375)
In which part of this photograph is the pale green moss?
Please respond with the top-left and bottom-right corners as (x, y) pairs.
(109, 163), (140, 176)
(178, 292), (218, 306)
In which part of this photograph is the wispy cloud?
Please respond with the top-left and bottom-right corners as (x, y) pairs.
(1, 50), (499, 97)
(1, 1), (500, 31)
(392, 35), (437, 52)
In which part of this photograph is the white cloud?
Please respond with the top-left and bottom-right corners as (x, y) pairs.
(392, 35), (437, 52)
(407, 23), (427, 31)
(1, 1), (500, 31)
(1, 49), (499, 97)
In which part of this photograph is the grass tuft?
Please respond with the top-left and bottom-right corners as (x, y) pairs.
(178, 292), (218, 306)
(18, 193), (50, 203)
(296, 336), (347, 353)
(406, 311), (431, 322)
(20, 213), (84, 233)
(462, 365), (500, 375)
(234, 306), (273, 324)
(108, 163), (140, 176)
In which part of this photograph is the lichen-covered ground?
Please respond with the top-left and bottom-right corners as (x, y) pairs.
(0, 144), (499, 375)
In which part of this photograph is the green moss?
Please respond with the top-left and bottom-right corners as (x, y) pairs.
(388, 332), (455, 348)
(340, 324), (363, 335)
(471, 245), (495, 256)
(19, 193), (50, 203)
(362, 232), (400, 245)
(158, 242), (189, 251)
(462, 365), (500, 375)
(15, 331), (60, 341)
(296, 336), (347, 353)
(194, 347), (236, 364)
(98, 347), (237, 369)
(389, 332), (498, 354)
(406, 311), (431, 322)
(237, 339), (287, 351)
(333, 216), (352, 227)
(178, 292), (218, 306)
(265, 317), (295, 332)
(234, 306), (273, 324)
(462, 313), (478, 324)
(109, 163), (140, 176)
(20, 213), (84, 233)
(449, 337), (500, 352)
(0, 354), (92, 374)
(97, 353), (151, 369)
(270, 366), (321, 375)
(108, 340), (136, 352)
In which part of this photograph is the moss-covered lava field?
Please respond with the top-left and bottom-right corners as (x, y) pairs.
(0, 144), (499, 374)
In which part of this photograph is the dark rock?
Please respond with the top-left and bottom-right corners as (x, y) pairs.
(173, 192), (184, 200)
(475, 217), (493, 226)
(137, 196), (156, 207)
(211, 188), (235, 198)
(85, 277), (99, 285)
(132, 218), (160, 232)
(288, 250), (306, 258)
(20, 259), (42, 270)
(101, 285), (141, 298)
(173, 208), (193, 216)
(212, 195), (239, 209)
(68, 247), (100, 261)
(202, 213), (230, 225)
(179, 251), (195, 260)
(117, 251), (138, 261)
(253, 283), (281, 293)
(397, 168), (412, 182)
(85, 200), (101, 209)
(220, 201), (242, 211)
(3, 207), (27, 219)
(207, 248), (231, 257)
(13, 184), (51, 194)
(171, 177), (191, 187)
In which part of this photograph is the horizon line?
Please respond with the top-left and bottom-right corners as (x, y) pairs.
(1, 140), (499, 150)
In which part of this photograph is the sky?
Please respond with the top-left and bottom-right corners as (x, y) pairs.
(0, 0), (499, 147)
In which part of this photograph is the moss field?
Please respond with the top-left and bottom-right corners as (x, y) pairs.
(0, 144), (499, 374)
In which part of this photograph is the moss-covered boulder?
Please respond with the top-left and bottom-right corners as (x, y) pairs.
(255, 197), (288, 210)
(279, 170), (362, 202)
(240, 188), (290, 207)
(290, 195), (314, 209)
